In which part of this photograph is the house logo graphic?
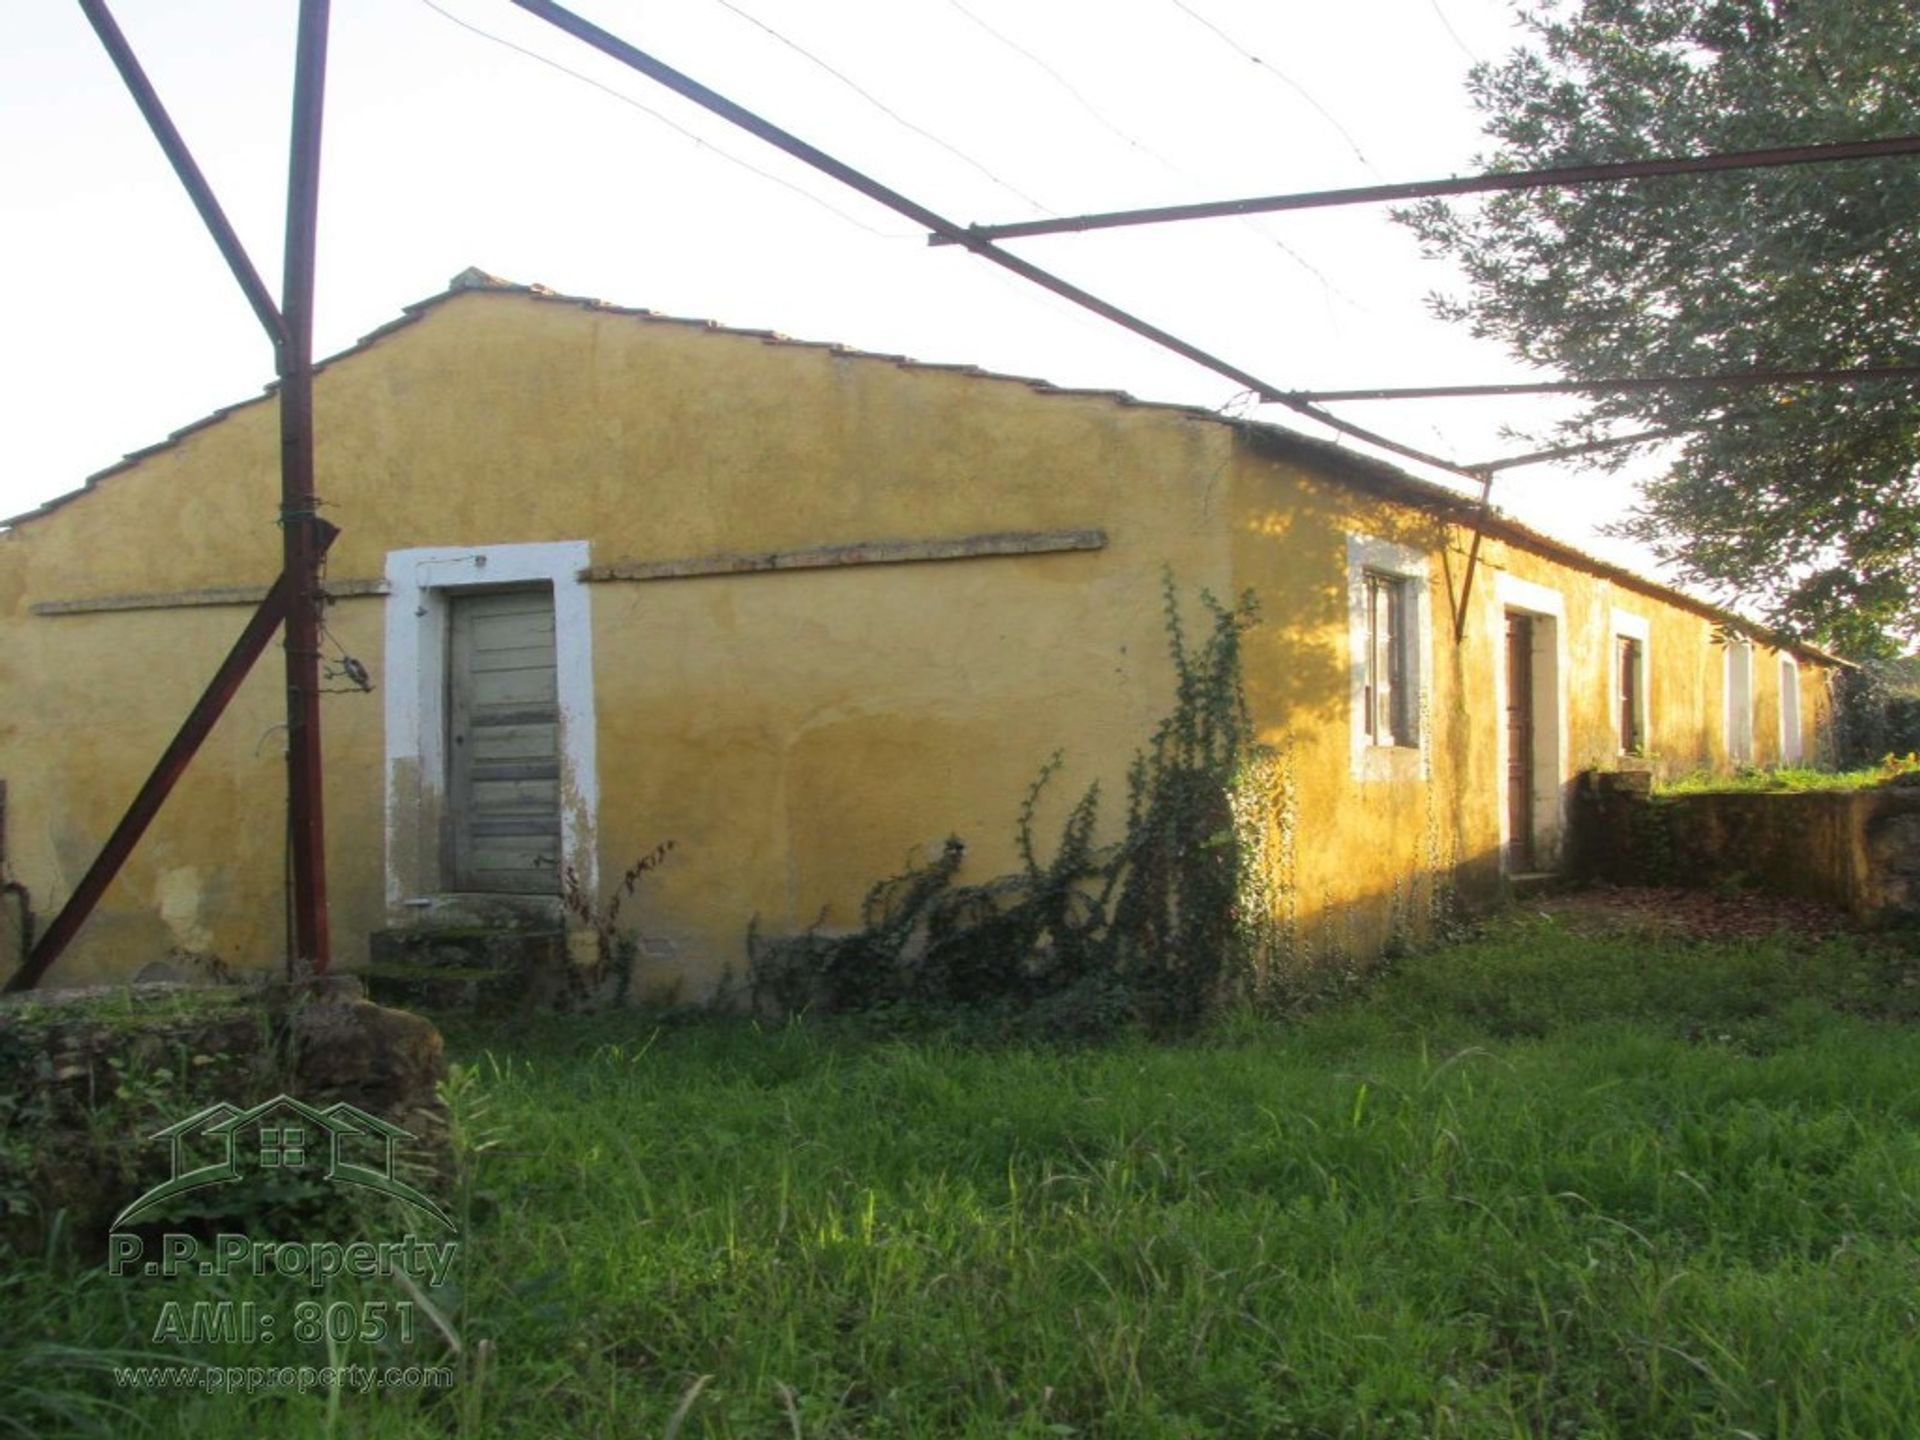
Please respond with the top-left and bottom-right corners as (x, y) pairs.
(112, 1095), (456, 1233)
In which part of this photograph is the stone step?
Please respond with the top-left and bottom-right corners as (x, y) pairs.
(366, 927), (566, 1013)
(1508, 871), (1562, 900)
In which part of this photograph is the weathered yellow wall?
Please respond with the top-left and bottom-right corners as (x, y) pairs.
(0, 289), (1232, 989)
(1224, 437), (1838, 960)
(0, 285), (1839, 990)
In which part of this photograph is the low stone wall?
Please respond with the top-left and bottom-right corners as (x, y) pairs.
(0, 981), (448, 1250)
(1572, 771), (1920, 922)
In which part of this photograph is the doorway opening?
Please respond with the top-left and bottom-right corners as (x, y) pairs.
(446, 586), (561, 894)
(1494, 575), (1566, 875)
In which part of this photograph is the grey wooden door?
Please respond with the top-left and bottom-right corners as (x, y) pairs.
(447, 587), (561, 893)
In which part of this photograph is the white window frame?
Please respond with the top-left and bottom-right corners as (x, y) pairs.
(1492, 573), (1569, 872)
(1779, 653), (1804, 764)
(1724, 635), (1755, 765)
(382, 541), (599, 914)
(1609, 608), (1651, 757)
(1346, 534), (1432, 782)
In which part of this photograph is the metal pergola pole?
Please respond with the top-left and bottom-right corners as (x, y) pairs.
(280, 0), (334, 977)
(10, 1), (337, 990)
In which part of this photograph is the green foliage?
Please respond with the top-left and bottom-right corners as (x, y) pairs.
(1655, 751), (1920, 793)
(20, 921), (1920, 1435)
(749, 577), (1272, 1034)
(559, 840), (675, 1007)
(1401, 0), (1920, 652)
(1656, 763), (1881, 793)
(0, 995), (269, 1238)
(1832, 657), (1920, 765)
(0, 1250), (149, 1439)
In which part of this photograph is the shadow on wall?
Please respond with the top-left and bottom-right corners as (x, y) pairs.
(1229, 476), (1356, 731)
(737, 695), (1515, 1019)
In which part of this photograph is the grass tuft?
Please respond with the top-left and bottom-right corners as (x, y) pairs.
(9, 917), (1920, 1436)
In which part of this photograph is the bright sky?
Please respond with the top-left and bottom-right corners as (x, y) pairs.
(1, 0), (1661, 574)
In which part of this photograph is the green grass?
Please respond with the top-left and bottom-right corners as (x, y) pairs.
(1653, 764), (1893, 794)
(10, 918), (1920, 1437)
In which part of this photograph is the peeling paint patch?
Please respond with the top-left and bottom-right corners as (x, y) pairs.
(154, 867), (213, 952)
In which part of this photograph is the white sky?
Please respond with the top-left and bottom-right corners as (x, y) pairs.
(1, 0), (1663, 574)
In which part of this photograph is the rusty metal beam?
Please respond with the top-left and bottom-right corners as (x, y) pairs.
(54, 0), (339, 989)
(1293, 364), (1920, 404)
(280, 0), (333, 977)
(76, 0), (288, 351)
(509, 0), (1494, 488)
(1468, 428), (1688, 475)
(3, 541), (334, 994)
(934, 134), (1920, 245)
(1453, 470), (1496, 644)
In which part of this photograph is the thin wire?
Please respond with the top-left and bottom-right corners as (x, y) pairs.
(416, 0), (912, 239)
(1426, 0), (1485, 68)
(706, 0), (1056, 215)
(945, 0), (1168, 164)
(943, 0), (1368, 312)
(1165, 0), (1383, 178)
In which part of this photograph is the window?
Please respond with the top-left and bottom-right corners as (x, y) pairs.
(1617, 637), (1644, 752)
(1780, 655), (1803, 763)
(1609, 610), (1651, 758)
(1725, 637), (1755, 764)
(1364, 571), (1413, 747)
(1346, 534), (1430, 780)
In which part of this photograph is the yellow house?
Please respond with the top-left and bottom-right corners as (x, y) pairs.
(0, 270), (1838, 992)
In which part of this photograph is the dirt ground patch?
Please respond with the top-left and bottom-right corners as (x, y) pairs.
(1532, 884), (1858, 943)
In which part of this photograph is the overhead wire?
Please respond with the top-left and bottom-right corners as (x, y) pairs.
(704, 0), (1056, 215)
(1425, 0), (1486, 68)
(509, 0), (1494, 485)
(944, 0), (1168, 166)
(415, 0), (913, 240)
(1164, 0), (1385, 179)
(942, 0), (1371, 314)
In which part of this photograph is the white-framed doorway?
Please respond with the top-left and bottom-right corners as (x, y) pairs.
(382, 541), (598, 916)
(1491, 573), (1568, 873)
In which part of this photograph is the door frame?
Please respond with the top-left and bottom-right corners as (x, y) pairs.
(1491, 573), (1568, 873)
(383, 541), (598, 916)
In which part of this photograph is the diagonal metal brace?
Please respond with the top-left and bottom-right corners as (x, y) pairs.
(4, 523), (337, 994)
(77, 0), (289, 353)
(1453, 468), (1496, 644)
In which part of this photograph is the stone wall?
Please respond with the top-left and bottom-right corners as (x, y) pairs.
(0, 982), (447, 1250)
(1572, 770), (1920, 923)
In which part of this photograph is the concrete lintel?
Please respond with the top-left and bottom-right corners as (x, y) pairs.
(579, 528), (1107, 584)
(31, 578), (388, 617)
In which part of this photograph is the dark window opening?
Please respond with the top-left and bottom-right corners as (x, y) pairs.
(1617, 636), (1644, 754)
(1365, 571), (1413, 748)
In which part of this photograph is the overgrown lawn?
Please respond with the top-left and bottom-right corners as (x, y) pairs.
(9, 916), (1920, 1437)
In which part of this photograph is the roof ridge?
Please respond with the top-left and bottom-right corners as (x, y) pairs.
(0, 267), (1839, 665)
